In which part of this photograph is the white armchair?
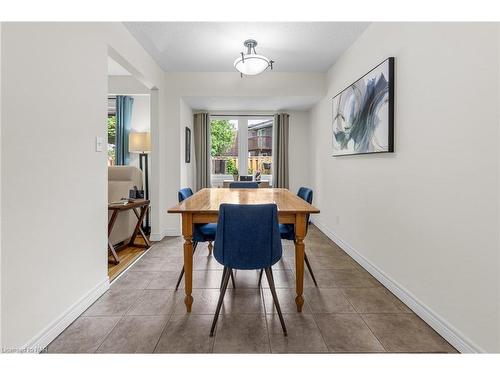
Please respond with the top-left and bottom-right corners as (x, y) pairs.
(108, 166), (144, 245)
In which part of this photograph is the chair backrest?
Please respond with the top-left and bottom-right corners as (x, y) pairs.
(178, 187), (194, 203)
(229, 181), (259, 188)
(214, 203), (282, 270)
(297, 187), (313, 231)
(297, 187), (313, 204)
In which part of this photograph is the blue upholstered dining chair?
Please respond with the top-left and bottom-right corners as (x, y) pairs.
(228, 181), (259, 188)
(175, 188), (235, 290)
(258, 187), (318, 287)
(178, 188), (216, 255)
(210, 203), (287, 337)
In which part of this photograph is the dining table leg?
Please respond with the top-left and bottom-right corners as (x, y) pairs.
(182, 213), (194, 312)
(294, 213), (307, 312)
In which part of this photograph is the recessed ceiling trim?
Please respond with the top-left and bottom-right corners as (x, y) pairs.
(183, 95), (322, 112)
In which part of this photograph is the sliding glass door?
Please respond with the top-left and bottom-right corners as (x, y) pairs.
(210, 118), (239, 187)
(210, 116), (273, 187)
(247, 118), (273, 180)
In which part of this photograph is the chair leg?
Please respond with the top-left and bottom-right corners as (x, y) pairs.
(221, 267), (236, 290)
(210, 266), (231, 337)
(230, 269), (236, 289)
(220, 267), (228, 290)
(304, 252), (318, 287)
(208, 241), (213, 255)
(257, 269), (263, 287)
(175, 242), (198, 291)
(174, 267), (185, 291)
(264, 268), (287, 336)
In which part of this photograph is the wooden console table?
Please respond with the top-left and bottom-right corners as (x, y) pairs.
(108, 199), (151, 264)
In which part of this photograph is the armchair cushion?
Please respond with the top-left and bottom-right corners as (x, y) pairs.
(108, 166), (143, 245)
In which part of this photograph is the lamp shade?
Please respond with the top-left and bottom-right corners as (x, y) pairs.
(233, 54), (270, 76)
(129, 132), (151, 153)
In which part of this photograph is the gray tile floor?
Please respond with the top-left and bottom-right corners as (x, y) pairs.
(47, 225), (457, 353)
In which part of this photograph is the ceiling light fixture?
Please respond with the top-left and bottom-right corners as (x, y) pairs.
(233, 39), (274, 77)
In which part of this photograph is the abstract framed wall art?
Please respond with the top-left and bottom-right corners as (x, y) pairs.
(332, 57), (394, 156)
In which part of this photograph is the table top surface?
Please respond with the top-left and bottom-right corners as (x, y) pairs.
(108, 199), (150, 211)
(168, 188), (319, 214)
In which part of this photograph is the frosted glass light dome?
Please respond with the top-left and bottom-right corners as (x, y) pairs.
(234, 39), (274, 76)
(234, 54), (270, 76)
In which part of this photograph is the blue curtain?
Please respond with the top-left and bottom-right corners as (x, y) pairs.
(115, 95), (134, 165)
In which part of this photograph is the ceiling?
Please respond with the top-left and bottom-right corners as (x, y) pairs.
(124, 22), (369, 72)
(108, 57), (131, 76)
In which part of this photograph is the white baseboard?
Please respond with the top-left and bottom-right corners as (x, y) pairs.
(311, 219), (484, 354)
(23, 277), (110, 353)
(149, 228), (181, 241)
(149, 232), (164, 241)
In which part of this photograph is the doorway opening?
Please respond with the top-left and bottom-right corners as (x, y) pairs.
(107, 56), (153, 280)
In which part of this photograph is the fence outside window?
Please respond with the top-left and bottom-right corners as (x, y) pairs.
(212, 156), (272, 175)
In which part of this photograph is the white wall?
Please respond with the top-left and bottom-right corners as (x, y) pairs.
(288, 111), (311, 194)
(310, 22), (499, 352)
(179, 98), (194, 189)
(108, 75), (150, 95)
(158, 72), (325, 238)
(0, 22), (165, 350)
(0, 22), (3, 349)
(498, 24), (500, 349)
(129, 95), (150, 132)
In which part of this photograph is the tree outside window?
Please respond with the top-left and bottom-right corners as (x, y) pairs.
(210, 119), (235, 157)
(210, 119), (238, 175)
(108, 115), (116, 165)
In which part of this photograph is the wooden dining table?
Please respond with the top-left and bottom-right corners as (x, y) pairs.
(167, 188), (320, 313)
